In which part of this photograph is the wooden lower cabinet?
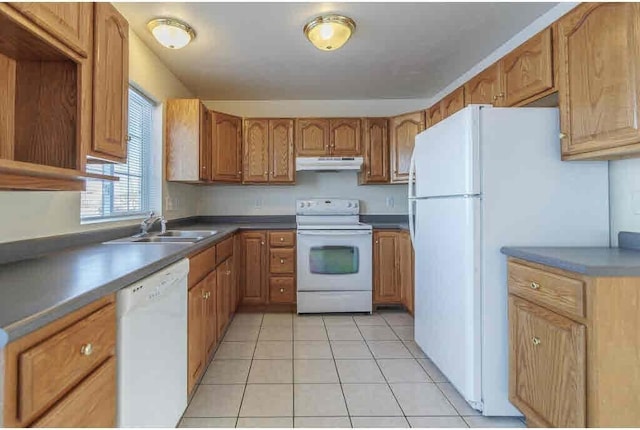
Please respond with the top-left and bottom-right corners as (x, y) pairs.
(373, 230), (414, 312)
(187, 281), (206, 395)
(2, 295), (117, 427)
(240, 231), (268, 305)
(507, 258), (640, 427)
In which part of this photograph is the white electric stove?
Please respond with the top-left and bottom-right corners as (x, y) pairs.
(296, 199), (373, 313)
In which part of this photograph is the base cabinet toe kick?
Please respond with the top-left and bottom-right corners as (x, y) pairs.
(507, 258), (640, 427)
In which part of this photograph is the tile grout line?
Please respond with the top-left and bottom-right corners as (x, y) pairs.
(234, 313), (262, 427)
(325, 315), (354, 428)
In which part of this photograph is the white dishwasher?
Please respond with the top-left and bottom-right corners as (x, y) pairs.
(117, 258), (189, 428)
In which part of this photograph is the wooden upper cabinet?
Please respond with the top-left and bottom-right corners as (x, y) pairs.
(211, 111), (242, 182)
(373, 231), (402, 304)
(465, 63), (501, 105)
(166, 100), (209, 182)
(240, 231), (268, 305)
(360, 118), (389, 184)
(426, 104), (442, 128)
(509, 296), (586, 427)
(557, 3), (640, 160)
(92, 3), (128, 162)
(296, 118), (329, 156)
(243, 119), (269, 183)
(330, 118), (361, 156)
(440, 87), (466, 119)
(390, 111), (424, 183)
(500, 27), (554, 107)
(269, 119), (295, 183)
(10, 2), (93, 57)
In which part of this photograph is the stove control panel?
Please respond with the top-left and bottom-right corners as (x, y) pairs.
(297, 199), (360, 215)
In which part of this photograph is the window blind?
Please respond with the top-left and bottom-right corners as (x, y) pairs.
(81, 87), (155, 220)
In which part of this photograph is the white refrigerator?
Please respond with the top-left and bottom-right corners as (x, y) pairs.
(408, 105), (609, 416)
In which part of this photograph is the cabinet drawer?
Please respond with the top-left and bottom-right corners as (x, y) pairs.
(270, 248), (295, 274)
(269, 230), (295, 247)
(18, 303), (116, 423)
(32, 357), (116, 428)
(269, 277), (296, 303)
(189, 245), (216, 288)
(216, 236), (234, 265)
(508, 261), (585, 318)
(509, 296), (586, 427)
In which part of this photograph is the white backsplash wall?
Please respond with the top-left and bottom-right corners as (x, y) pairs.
(198, 171), (408, 216)
(609, 158), (640, 246)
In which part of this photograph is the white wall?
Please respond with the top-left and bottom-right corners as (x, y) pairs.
(609, 159), (640, 246)
(0, 29), (197, 243)
(199, 171), (407, 216)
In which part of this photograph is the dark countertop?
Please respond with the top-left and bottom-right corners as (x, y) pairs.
(0, 222), (294, 347)
(370, 222), (409, 230)
(501, 246), (640, 277)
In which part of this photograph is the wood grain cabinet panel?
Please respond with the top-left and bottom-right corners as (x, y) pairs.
(243, 119), (269, 183)
(296, 118), (329, 156)
(211, 111), (242, 182)
(269, 119), (295, 183)
(166, 100), (210, 182)
(557, 3), (640, 160)
(440, 87), (466, 119)
(269, 277), (296, 304)
(187, 282), (205, 395)
(240, 231), (268, 305)
(330, 118), (361, 156)
(269, 230), (295, 247)
(270, 248), (295, 274)
(360, 118), (389, 184)
(390, 111), (424, 183)
(10, 2), (92, 57)
(92, 2), (128, 161)
(203, 271), (218, 359)
(509, 296), (585, 427)
(32, 357), (116, 428)
(500, 27), (553, 107)
(216, 265), (230, 339)
(465, 63), (501, 105)
(399, 231), (414, 315)
(425, 104), (442, 128)
(373, 231), (402, 304)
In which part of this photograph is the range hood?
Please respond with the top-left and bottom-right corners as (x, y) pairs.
(296, 156), (364, 171)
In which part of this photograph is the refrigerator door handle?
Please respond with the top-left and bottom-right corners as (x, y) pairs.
(408, 151), (417, 247)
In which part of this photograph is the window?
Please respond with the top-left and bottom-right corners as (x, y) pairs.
(81, 87), (154, 221)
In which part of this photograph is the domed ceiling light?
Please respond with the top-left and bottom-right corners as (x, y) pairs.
(147, 18), (196, 49)
(303, 14), (356, 51)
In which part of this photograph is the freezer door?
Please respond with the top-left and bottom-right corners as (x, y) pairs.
(414, 197), (482, 408)
(413, 105), (481, 198)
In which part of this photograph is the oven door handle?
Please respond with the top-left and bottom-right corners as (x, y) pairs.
(296, 230), (372, 236)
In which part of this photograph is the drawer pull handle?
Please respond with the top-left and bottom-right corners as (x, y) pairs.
(226, 270), (231, 275)
(280, 237), (284, 242)
(280, 259), (285, 264)
(532, 337), (541, 346)
(80, 343), (93, 356)
(530, 282), (540, 290)
(280, 288), (285, 293)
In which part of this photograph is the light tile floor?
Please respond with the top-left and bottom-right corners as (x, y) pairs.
(179, 310), (525, 428)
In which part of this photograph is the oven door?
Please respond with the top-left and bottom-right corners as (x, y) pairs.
(297, 229), (372, 292)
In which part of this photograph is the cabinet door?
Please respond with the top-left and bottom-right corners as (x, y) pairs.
(330, 118), (361, 156)
(92, 3), (129, 161)
(226, 257), (237, 317)
(500, 27), (553, 107)
(426, 104), (442, 128)
(361, 118), (389, 184)
(212, 112), (242, 182)
(399, 231), (414, 315)
(203, 271), (217, 360)
(200, 105), (211, 181)
(269, 119), (295, 183)
(509, 296), (586, 427)
(373, 231), (402, 304)
(216, 266), (229, 339)
(440, 87), (466, 119)
(295, 119), (329, 156)
(187, 283), (205, 394)
(390, 111), (424, 183)
(465, 63), (501, 105)
(166, 100), (207, 182)
(10, 2), (92, 57)
(241, 231), (268, 305)
(558, 3), (640, 159)
(243, 119), (269, 183)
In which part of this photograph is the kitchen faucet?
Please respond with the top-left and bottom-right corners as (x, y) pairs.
(140, 211), (167, 235)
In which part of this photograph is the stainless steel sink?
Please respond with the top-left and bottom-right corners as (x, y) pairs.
(104, 230), (218, 244)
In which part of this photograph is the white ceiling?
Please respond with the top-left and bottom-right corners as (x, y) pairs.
(116, 2), (556, 100)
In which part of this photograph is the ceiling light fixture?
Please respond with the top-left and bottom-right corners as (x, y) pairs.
(303, 14), (356, 51)
(147, 18), (196, 49)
